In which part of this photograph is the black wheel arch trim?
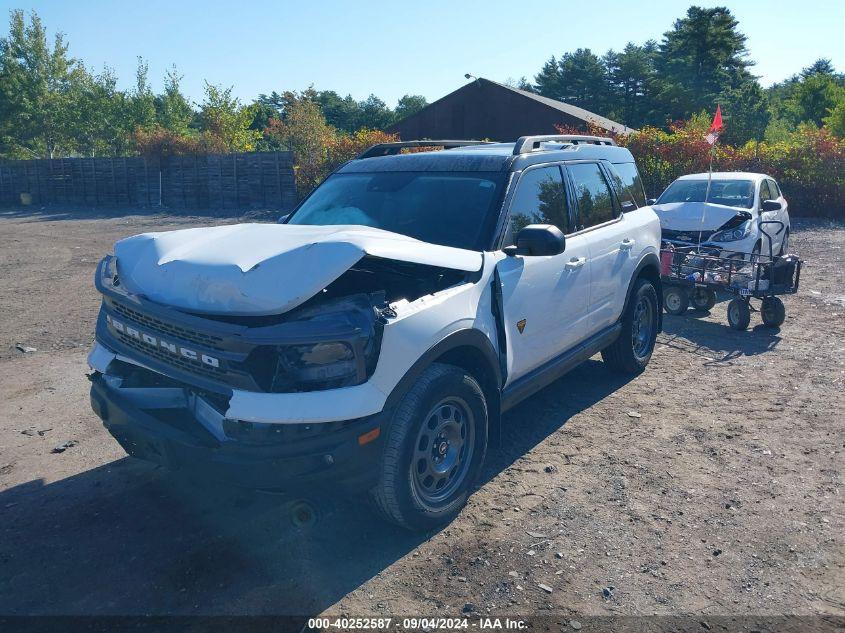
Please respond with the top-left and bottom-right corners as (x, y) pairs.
(383, 328), (503, 446)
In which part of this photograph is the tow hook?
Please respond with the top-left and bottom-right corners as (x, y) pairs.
(289, 499), (319, 528)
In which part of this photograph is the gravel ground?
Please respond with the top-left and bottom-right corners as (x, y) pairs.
(0, 209), (842, 623)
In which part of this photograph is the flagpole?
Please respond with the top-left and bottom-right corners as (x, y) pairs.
(698, 145), (713, 252)
(699, 105), (722, 252)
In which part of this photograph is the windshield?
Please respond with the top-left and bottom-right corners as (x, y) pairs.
(286, 171), (506, 250)
(657, 179), (755, 209)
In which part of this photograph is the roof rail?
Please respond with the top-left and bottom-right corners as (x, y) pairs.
(357, 140), (493, 159)
(512, 134), (616, 155)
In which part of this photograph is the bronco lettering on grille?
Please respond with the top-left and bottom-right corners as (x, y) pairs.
(106, 314), (220, 368)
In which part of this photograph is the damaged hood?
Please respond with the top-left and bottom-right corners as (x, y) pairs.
(114, 223), (482, 315)
(652, 202), (753, 231)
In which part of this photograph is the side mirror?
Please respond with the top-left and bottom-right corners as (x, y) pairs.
(621, 200), (637, 212)
(762, 200), (782, 212)
(646, 198), (657, 206)
(506, 224), (566, 257)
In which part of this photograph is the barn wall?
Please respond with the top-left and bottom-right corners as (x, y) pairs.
(388, 81), (588, 141)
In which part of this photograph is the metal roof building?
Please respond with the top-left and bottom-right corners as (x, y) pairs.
(387, 78), (632, 142)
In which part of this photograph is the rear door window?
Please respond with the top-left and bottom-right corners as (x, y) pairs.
(567, 162), (619, 230)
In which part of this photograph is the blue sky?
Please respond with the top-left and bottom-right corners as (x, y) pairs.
(2, 0), (843, 107)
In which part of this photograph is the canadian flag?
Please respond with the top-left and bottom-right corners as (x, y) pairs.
(705, 105), (723, 145)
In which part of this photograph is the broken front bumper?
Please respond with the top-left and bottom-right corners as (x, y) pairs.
(88, 370), (384, 492)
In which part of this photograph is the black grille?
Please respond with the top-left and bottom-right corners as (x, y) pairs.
(113, 329), (226, 382)
(662, 229), (716, 243)
(110, 300), (225, 351)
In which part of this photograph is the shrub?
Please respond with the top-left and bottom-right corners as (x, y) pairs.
(557, 121), (845, 217)
(265, 100), (398, 197)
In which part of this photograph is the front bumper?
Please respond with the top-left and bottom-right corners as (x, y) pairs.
(89, 371), (384, 493)
(663, 234), (759, 260)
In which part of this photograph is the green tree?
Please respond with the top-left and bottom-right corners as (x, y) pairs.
(66, 65), (130, 156)
(656, 6), (753, 120)
(0, 10), (77, 157)
(126, 56), (156, 131)
(534, 57), (562, 98)
(198, 82), (260, 151)
(394, 94), (427, 121)
(802, 58), (836, 78)
(535, 49), (609, 115)
(603, 41), (660, 127)
(791, 73), (844, 126)
(356, 94), (394, 130)
(824, 99), (845, 137)
(156, 65), (195, 134)
(718, 79), (769, 144)
(264, 94), (337, 192)
(314, 90), (360, 133)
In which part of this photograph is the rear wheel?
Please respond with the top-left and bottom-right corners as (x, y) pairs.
(691, 288), (717, 311)
(602, 278), (659, 374)
(663, 287), (689, 315)
(369, 363), (488, 531)
(727, 298), (751, 330)
(761, 296), (786, 327)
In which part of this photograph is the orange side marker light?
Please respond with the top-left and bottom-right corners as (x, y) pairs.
(358, 427), (381, 446)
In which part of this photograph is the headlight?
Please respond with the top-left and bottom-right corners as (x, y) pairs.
(711, 220), (752, 242)
(272, 340), (367, 391)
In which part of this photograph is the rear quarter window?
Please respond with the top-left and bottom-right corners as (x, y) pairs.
(611, 162), (647, 208)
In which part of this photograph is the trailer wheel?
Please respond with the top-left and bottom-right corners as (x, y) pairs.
(761, 296), (786, 327)
(691, 288), (716, 311)
(663, 287), (689, 315)
(727, 299), (751, 330)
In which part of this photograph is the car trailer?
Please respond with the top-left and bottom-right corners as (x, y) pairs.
(660, 220), (802, 330)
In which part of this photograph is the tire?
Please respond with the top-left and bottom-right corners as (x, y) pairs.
(663, 287), (689, 315)
(368, 363), (488, 531)
(727, 298), (751, 330)
(691, 288), (717, 311)
(761, 296), (786, 327)
(602, 278), (659, 374)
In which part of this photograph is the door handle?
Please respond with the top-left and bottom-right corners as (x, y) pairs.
(620, 238), (635, 251)
(565, 256), (587, 270)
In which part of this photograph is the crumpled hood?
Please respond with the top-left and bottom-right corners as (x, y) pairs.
(653, 202), (752, 231)
(114, 223), (482, 315)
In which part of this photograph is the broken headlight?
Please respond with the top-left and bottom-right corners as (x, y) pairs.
(277, 341), (359, 385)
(257, 294), (384, 392)
(711, 220), (752, 242)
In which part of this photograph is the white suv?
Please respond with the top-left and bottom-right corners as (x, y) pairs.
(87, 136), (662, 530)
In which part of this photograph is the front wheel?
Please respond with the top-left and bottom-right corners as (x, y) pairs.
(727, 298), (751, 330)
(369, 363), (488, 531)
(602, 278), (659, 374)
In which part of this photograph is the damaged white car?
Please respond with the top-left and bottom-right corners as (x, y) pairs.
(88, 135), (662, 530)
(653, 172), (791, 260)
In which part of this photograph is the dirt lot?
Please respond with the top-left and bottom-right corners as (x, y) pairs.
(0, 208), (843, 623)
